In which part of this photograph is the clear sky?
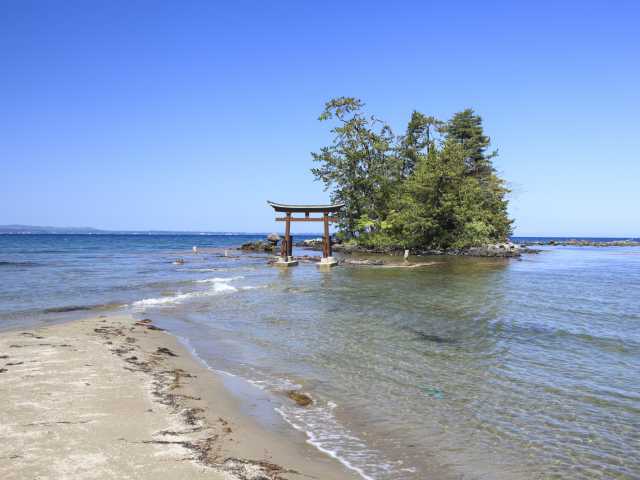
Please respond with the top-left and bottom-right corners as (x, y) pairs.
(2, 1), (639, 236)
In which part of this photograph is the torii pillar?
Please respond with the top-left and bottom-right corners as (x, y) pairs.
(267, 201), (343, 267)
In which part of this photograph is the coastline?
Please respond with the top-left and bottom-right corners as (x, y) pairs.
(0, 313), (361, 480)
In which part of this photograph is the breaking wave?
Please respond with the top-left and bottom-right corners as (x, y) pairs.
(131, 276), (259, 308)
(194, 276), (244, 283)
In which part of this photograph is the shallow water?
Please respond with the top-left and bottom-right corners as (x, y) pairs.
(1, 234), (639, 479)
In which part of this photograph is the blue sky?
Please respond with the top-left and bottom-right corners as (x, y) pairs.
(2, 1), (639, 235)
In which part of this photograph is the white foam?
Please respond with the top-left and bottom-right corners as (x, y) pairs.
(247, 377), (301, 391)
(131, 281), (239, 308)
(275, 405), (387, 480)
(194, 276), (244, 283)
(174, 334), (391, 480)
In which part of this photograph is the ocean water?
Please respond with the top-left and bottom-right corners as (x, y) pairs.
(1, 234), (639, 479)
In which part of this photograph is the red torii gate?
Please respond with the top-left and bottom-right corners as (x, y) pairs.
(267, 201), (343, 266)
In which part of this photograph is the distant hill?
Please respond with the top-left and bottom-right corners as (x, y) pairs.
(0, 225), (105, 234)
(0, 225), (325, 235)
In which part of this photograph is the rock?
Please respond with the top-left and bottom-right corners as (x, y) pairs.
(239, 241), (275, 252)
(286, 390), (313, 407)
(345, 259), (384, 266)
(296, 238), (324, 249)
(465, 242), (521, 257)
(267, 233), (281, 244)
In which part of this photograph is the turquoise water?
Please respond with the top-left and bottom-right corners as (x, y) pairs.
(1, 235), (639, 479)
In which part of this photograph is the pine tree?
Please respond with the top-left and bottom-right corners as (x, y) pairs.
(397, 111), (443, 178)
(445, 109), (496, 178)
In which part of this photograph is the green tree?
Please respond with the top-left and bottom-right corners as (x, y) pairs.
(445, 109), (496, 178)
(311, 97), (399, 238)
(311, 99), (513, 249)
(397, 111), (443, 178)
(390, 140), (465, 248)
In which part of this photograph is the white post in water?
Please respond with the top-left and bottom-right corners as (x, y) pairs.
(192, 246), (198, 255)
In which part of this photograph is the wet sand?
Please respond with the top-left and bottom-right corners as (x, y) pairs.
(0, 314), (361, 480)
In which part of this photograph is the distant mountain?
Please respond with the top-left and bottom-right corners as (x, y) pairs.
(0, 225), (325, 235)
(0, 225), (105, 234)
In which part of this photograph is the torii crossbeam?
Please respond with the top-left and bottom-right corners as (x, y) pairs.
(267, 201), (344, 267)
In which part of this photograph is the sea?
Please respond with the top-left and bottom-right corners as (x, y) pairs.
(1, 234), (639, 479)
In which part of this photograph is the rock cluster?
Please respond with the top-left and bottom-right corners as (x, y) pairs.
(295, 238), (324, 249)
(522, 239), (640, 247)
(239, 233), (281, 253)
(335, 242), (524, 257)
(455, 242), (522, 257)
(416, 242), (521, 257)
(266, 233), (281, 244)
(239, 241), (274, 252)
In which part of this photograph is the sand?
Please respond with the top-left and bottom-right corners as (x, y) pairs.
(0, 314), (361, 480)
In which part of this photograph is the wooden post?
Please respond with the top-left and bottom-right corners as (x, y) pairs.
(285, 213), (292, 259)
(323, 213), (330, 258)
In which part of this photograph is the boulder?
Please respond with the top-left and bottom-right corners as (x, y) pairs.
(239, 241), (275, 252)
(267, 233), (281, 244)
(297, 238), (324, 249)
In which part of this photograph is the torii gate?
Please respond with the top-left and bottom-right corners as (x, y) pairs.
(267, 201), (344, 267)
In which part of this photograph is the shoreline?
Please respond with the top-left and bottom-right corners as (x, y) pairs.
(0, 313), (361, 480)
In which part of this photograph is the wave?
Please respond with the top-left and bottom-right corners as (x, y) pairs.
(275, 404), (386, 480)
(194, 276), (244, 283)
(173, 335), (389, 480)
(131, 283), (238, 308)
(130, 276), (260, 308)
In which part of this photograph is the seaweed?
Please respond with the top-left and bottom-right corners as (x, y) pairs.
(157, 347), (178, 357)
(286, 390), (313, 407)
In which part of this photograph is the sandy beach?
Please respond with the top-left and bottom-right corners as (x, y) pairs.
(0, 314), (361, 480)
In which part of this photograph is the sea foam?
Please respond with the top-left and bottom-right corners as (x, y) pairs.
(194, 276), (244, 283)
(131, 277), (242, 308)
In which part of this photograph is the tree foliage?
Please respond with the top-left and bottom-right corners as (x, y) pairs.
(311, 98), (512, 250)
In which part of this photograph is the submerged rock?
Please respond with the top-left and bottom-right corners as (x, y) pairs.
(344, 259), (384, 266)
(287, 390), (313, 407)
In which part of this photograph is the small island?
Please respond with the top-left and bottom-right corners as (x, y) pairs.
(310, 97), (513, 256)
